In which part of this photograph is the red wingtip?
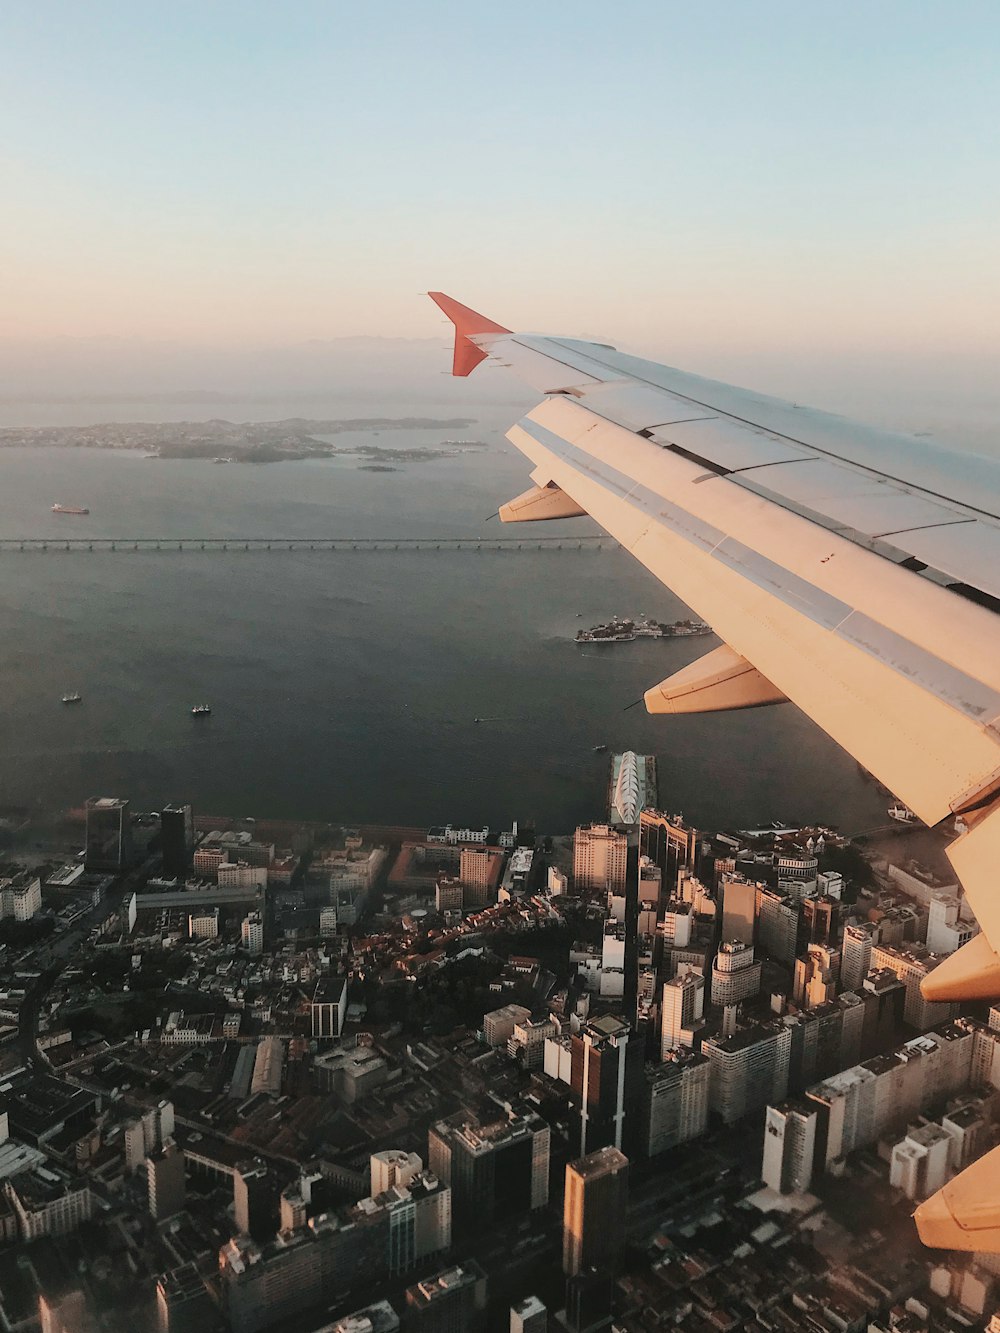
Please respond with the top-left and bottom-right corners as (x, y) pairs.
(427, 292), (510, 376)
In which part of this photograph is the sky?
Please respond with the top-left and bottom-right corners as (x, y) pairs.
(2, 1), (1000, 398)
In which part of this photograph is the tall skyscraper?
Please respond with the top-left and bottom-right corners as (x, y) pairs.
(85, 796), (133, 872)
(147, 1139), (185, 1221)
(761, 1100), (819, 1194)
(720, 874), (757, 946)
(234, 1160), (278, 1241)
(638, 811), (697, 897)
(160, 803), (194, 879)
(841, 923), (876, 991)
(660, 972), (705, 1055)
(570, 1015), (645, 1156)
(428, 1108), (549, 1233)
(562, 1146), (629, 1277)
(642, 1051), (711, 1156)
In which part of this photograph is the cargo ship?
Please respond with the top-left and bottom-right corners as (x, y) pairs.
(51, 503), (90, 515)
(576, 616), (712, 643)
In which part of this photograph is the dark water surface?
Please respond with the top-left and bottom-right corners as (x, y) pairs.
(0, 401), (889, 834)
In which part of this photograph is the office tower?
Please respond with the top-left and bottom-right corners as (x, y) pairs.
(428, 1108), (549, 1233)
(561, 1270), (614, 1333)
(404, 1261), (488, 1332)
(841, 923), (876, 991)
(642, 1051), (710, 1156)
(792, 944), (841, 1011)
(702, 1020), (792, 1124)
(639, 811), (696, 897)
(125, 1100), (174, 1172)
(711, 940), (762, 1007)
(510, 1296), (547, 1333)
(889, 1124), (952, 1201)
(720, 874), (756, 946)
(755, 887), (803, 964)
(761, 1100), (819, 1194)
(870, 944), (960, 1030)
(508, 1016), (558, 1070)
(459, 845), (504, 908)
(660, 972), (705, 1055)
(562, 1146), (629, 1277)
(802, 894), (842, 947)
(570, 1015), (645, 1156)
(355, 1170), (451, 1275)
(926, 893), (979, 954)
(241, 911), (264, 954)
(84, 796), (133, 872)
(311, 977), (348, 1040)
(155, 1264), (216, 1333)
(235, 1160), (278, 1241)
(660, 900), (692, 948)
(147, 1139), (185, 1221)
(371, 1149), (423, 1196)
(160, 803), (194, 879)
(573, 823), (627, 894)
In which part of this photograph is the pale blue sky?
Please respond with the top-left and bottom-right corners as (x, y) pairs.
(3, 0), (999, 361)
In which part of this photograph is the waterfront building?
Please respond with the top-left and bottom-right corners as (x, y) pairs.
(608, 751), (656, 827)
(573, 823), (627, 894)
(459, 844), (505, 907)
(84, 796), (133, 872)
(562, 1146), (629, 1277)
(428, 1108), (549, 1233)
(159, 803), (194, 880)
(435, 875), (464, 913)
(639, 811), (697, 897)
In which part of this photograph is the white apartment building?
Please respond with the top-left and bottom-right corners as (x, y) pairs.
(711, 941), (762, 1007)
(841, 923), (876, 991)
(0, 875), (42, 922)
(241, 912), (264, 954)
(762, 1101), (818, 1194)
(218, 862), (268, 891)
(871, 943), (960, 1030)
(926, 893), (979, 955)
(661, 972), (705, 1056)
(188, 907), (220, 940)
(702, 1021), (792, 1125)
(483, 1003), (531, 1048)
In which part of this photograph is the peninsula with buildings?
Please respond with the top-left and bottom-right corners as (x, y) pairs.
(0, 418), (483, 465)
(0, 768), (995, 1333)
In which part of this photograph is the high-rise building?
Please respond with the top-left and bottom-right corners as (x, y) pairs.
(870, 943), (960, 1030)
(801, 894), (842, 947)
(483, 1003), (531, 1048)
(710, 940), (762, 1007)
(39, 1289), (96, 1333)
(188, 907), (219, 940)
(371, 1150), (423, 1196)
(570, 1015), (645, 1156)
(124, 1100), (174, 1173)
(155, 1264), (216, 1333)
(889, 1124), (952, 1201)
(639, 811), (697, 897)
(510, 1295), (547, 1333)
(85, 796), (133, 872)
(428, 1108), (549, 1233)
(241, 911), (264, 954)
(660, 972), (705, 1055)
(358, 1170), (451, 1275)
(761, 1100), (819, 1194)
(562, 1146), (629, 1277)
(235, 1160), (278, 1241)
(311, 977), (348, 1040)
(755, 887), (802, 965)
(702, 1020), (792, 1125)
(642, 1051), (710, 1156)
(841, 923), (876, 991)
(459, 845), (505, 908)
(720, 874), (757, 946)
(573, 823), (627, 894)
(404, 1260), (488, 1333)
(926, 893), (979, 955)
(160, 804), (194, 880)
(792, 943), (840, 1011)
(147, 1139), (185, 1221)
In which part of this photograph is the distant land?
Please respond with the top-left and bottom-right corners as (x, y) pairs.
(0, 417), (484, 465)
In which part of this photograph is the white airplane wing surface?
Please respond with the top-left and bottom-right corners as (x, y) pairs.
(430, 291), (1000, 1249)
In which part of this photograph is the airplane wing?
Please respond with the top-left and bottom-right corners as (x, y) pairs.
(429, 291), (1000, 1251)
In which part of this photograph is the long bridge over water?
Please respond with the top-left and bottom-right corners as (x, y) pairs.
(0, 535), (615, 554)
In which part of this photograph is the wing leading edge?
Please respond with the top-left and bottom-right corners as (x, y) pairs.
(428, 292), (1000, 1250)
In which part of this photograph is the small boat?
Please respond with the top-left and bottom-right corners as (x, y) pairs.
(592, 744), (608, 753)
(191, 705), (212, 717)
(51, 503), (90, 515)
(473, 717), (482, 724)
(62, 693), (82, 704)
(888, 804), (917, 824)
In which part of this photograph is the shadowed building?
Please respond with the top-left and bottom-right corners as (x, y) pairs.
(562, 1146), (629, 1277)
